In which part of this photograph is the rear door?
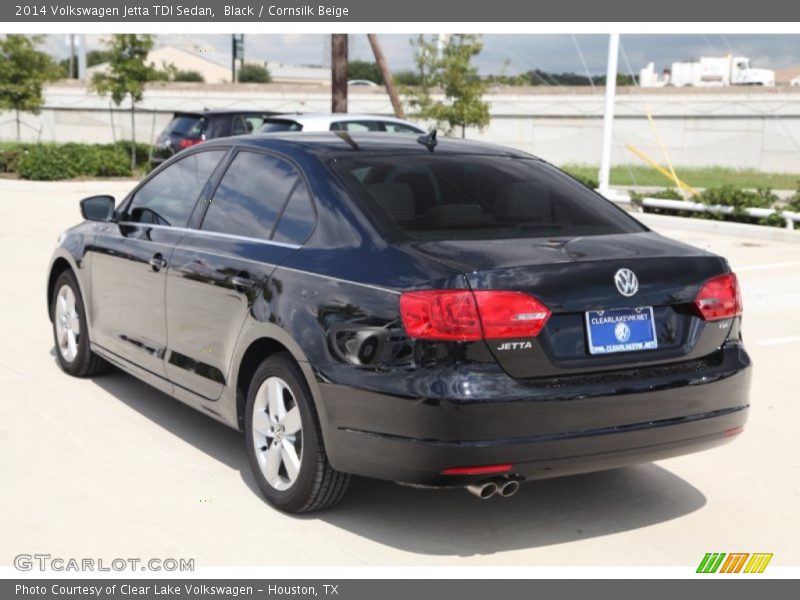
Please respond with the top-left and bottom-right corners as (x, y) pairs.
(90, 149), (226, 377)
(165, 150), (316, 399)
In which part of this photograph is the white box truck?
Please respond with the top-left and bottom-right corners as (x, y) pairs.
(640, 56), (775, 87)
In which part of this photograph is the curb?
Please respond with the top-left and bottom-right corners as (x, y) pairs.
(0, 178), (137, 196)
(634, 212), (800, 244)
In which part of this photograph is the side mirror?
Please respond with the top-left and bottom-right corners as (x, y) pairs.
(80, 195), (115, 222)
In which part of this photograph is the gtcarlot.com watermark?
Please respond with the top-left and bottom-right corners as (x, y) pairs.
(14, 553), (195, 572)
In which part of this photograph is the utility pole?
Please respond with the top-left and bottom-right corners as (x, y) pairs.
(367, 34), (405, 119)
(68, 35), (76, 79)
(598, 33), (619, 197)
(231, 34), (244, 83)
(77, 34), (87, 80)
(331, 34), (348, 113)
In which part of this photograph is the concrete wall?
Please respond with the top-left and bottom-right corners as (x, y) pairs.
(2, 82), (800, 172)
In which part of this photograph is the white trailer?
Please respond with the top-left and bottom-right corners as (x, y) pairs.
(640, 55), (775, 88)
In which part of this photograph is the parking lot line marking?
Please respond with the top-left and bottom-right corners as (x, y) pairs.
(737, 262), (800, 272)
(756, 336), (800, 346)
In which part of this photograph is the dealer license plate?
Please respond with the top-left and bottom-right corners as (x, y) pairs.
(585, 307), (658, 355)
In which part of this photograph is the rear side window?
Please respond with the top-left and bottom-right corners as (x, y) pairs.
(126, 150), (224, 227)
(201, 151), (300, 239)
(231, 115), (249, 136)
(206, 116), (231, 138)
(261, 119), (303, 133)
(331, 155), (645, 241)
(273, 182), (316, 244)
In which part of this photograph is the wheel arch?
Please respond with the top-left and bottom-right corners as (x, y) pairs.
(231, 326), (329, 437)
(47, 255), (80, 320)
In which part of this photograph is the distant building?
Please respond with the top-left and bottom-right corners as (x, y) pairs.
(88, 44), (332, 86)
(775, 65), (800, 86)
(88, 45), (231, 83)
(268, 63), (330, 86)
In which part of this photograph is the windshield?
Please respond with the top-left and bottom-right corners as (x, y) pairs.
(260, 119), (304, 133)
(331, 155), (646, 241)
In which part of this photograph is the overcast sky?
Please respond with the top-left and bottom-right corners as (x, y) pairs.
(41, 33), (800, 75)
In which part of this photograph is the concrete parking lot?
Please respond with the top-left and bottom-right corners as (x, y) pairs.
(1, 179), (798, 567)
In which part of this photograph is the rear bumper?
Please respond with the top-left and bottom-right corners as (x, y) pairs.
(318, 343), (751, 485)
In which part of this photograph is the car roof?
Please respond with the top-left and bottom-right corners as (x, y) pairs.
(265, 113), (421, 126)
(202, 131), (535, 159)
(174, 109), (273, 117)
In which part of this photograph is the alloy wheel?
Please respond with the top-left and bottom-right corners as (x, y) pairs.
(55, 284), (80, 363)
(251, 376), (303, 491)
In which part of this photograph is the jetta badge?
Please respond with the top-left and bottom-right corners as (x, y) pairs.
(614, 268), (639, 297)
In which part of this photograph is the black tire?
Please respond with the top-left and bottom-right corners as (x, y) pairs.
(245, 353), (350, 513)
(50, 270), (109, 377)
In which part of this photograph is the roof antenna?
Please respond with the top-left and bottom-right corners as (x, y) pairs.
(417, 129), (437, 153)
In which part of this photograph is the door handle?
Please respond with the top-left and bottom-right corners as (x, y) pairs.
(229, 274), (257, 291)
(149, 254), (167, 272)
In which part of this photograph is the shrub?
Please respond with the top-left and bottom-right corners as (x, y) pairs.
(783, 184), (800, 213)
(0, 142), (28, 172)
(628, 187), (683, 207)
(107, 140), (150, 166)
(569, 172), (599, 190)
(238, 63), (271, 83)
(637, 184), (789, 228)
(173, 69), (205, 83)
(15, 143), (132, 180)
(17, 144), (78, 180)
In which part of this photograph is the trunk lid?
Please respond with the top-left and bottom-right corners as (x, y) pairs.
(405, 232), (732, 378)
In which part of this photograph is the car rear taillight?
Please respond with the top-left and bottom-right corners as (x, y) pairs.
(179, 138), (203, 149)
(399, 290), (551, 341)
(399, 290), (482, 341)
(473, 291), (551, 338)
(693, 272), (742, 321)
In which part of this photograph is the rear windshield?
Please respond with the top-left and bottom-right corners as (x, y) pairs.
(166, 114), (205, 136)
(260, 119), (304, 133)
(331, 154), (646, 241)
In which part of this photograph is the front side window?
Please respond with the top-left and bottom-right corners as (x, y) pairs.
(383, 122), (423, 134)
(331, 120), (382, 132)
(331, 155), (646, 241)
(201, 151), (300, 239)
(126, 150), (224, 227)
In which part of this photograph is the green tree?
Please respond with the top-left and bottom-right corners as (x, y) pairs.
(238, 63), (271, 83)
(347, 60), (382, 84)
(392, 70), (421, 86)
(406, 34), (490, 137)
(0, 35), (58, 141)
(90, 34), (157, 169)
(87, 49), (114, 67)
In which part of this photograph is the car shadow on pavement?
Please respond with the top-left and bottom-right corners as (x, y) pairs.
(89, 366), (707, 557)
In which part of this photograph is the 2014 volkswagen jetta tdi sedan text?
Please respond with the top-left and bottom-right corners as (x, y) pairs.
(47, 132), (751, 512)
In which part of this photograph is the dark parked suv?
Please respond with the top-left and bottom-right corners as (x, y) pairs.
(48, 132), (751, 512)
(152, 109), (274, 166)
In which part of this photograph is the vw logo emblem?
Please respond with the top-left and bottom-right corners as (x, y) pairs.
(614, 322), (631, 343)
(614, 268), (639, 297)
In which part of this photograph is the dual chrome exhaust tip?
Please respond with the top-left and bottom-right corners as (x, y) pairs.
(466, 476), (521, 499)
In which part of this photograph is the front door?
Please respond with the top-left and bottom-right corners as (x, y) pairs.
(89, 149), (226, 377)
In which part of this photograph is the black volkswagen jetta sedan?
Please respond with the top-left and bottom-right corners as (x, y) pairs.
(47, 132), (750, 512)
